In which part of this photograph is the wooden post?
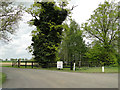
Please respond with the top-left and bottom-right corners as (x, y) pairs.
(18, 59), (20, 68)
(18, 60), (19, 68)
(12, 61), (13, 67)
(32, 61), (33, 68)
(25, 61), (27, 68)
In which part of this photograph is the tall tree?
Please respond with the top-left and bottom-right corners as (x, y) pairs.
(59, 20), (87, 64)
(81, 0), (119, 65)
(0, 1), (24, 42)
(118, 1), (120, 66)
(27, 1), (69, 67)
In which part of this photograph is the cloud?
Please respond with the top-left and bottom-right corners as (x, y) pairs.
(0, 12), (35, 60)
(71, 0), (105, 25)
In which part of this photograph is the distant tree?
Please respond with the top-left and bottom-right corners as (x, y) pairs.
(0, 1), (24, 42)
(5, 59), (8, 61)
(82, 1), (119, 65)
(0, 59), (3, 61)
(21, 58), (24, 61)
(25, 58), (28, 61)
(10, 58), (13, 61)
(10, 58), (17, 62)
(27, 1), (69, 67)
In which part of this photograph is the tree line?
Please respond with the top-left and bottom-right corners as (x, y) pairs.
(0, 0), (119, 67)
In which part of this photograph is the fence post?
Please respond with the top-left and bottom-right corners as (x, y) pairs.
(25, 61), (27, 68)
(32, 61), (33, 68)
(70, 61), (73, 70)
(12, 61), (13, 67)
(18, 59), (20, 68)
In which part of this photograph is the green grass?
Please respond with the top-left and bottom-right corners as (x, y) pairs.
(3, 65), (118, 73)
(0, 61), (12, 63)
(0, 72), (6, 85)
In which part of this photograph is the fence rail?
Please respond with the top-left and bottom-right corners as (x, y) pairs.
(12, 60), (39, 68)
(12, 60), (102, 69)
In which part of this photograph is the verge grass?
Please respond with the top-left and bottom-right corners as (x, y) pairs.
(2, 65), (118, 73)
(0, 72), (6, 85)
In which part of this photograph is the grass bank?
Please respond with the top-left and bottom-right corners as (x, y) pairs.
(3, 65), (118, 73)
(0, 72), (6, 85)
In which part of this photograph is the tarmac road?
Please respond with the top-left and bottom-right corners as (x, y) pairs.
(2, 67), (118, 88)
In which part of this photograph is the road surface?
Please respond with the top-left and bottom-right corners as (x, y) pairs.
(2, 67), (118, 88)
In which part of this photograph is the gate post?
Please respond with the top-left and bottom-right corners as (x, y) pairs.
(32, 61), (33, 68)
(70, 61), (73, 70)
(18, 59), (20, 68)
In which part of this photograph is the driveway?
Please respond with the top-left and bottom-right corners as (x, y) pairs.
(2, 67), (118, 88)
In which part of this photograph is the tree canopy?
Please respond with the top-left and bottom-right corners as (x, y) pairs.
(59, 20), (87, 64)
(0, 1), (24, 42)
(27, 1), (69, 67)
(81, 0), (119, 65)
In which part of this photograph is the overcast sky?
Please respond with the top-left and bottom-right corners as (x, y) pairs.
(0, 0), (119, 60)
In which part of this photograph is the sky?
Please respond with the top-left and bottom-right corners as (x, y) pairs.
(0, 0), (119, 60)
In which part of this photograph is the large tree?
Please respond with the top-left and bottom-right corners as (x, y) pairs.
(0, 1), (24, 42)
(82, 0), (119, 65)
(27, 1), (69, 67)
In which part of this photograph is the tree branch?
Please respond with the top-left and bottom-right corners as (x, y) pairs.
(85, 28), (104, 42)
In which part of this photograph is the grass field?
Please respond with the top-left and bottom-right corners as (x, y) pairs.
(3, 65), (118, 73)
(0, 72), (6, 86)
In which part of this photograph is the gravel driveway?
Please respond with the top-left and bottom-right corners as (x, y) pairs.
(2, 67), (118, 88)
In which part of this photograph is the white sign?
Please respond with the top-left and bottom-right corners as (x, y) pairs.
(57, 61), (63, 69)
(102, 66), (104, 72)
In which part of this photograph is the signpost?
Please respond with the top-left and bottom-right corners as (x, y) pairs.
(102, 66), (104, 72)
(57, 61), (63, 69)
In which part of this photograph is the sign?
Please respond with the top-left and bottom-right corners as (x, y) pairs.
(57, 61), (63, 69)
(73, 63), (75, 71)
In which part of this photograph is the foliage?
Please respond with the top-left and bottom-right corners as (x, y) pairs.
(10, 58), (17, 62)
(0, 1), (24, 42)
(59, 20), (87, 64)
(85, 41), (118, 66)
(27, 1), (68, 67)
(81, 0), (119, 65)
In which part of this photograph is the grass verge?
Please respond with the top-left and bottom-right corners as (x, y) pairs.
(0, 72), (6, 85)
(2, 65), (118, 73)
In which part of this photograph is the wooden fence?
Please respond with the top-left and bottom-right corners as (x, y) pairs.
(12, 60), (39, 68)
(12, 60), (99, 68)
(12, 60), (73, 68)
